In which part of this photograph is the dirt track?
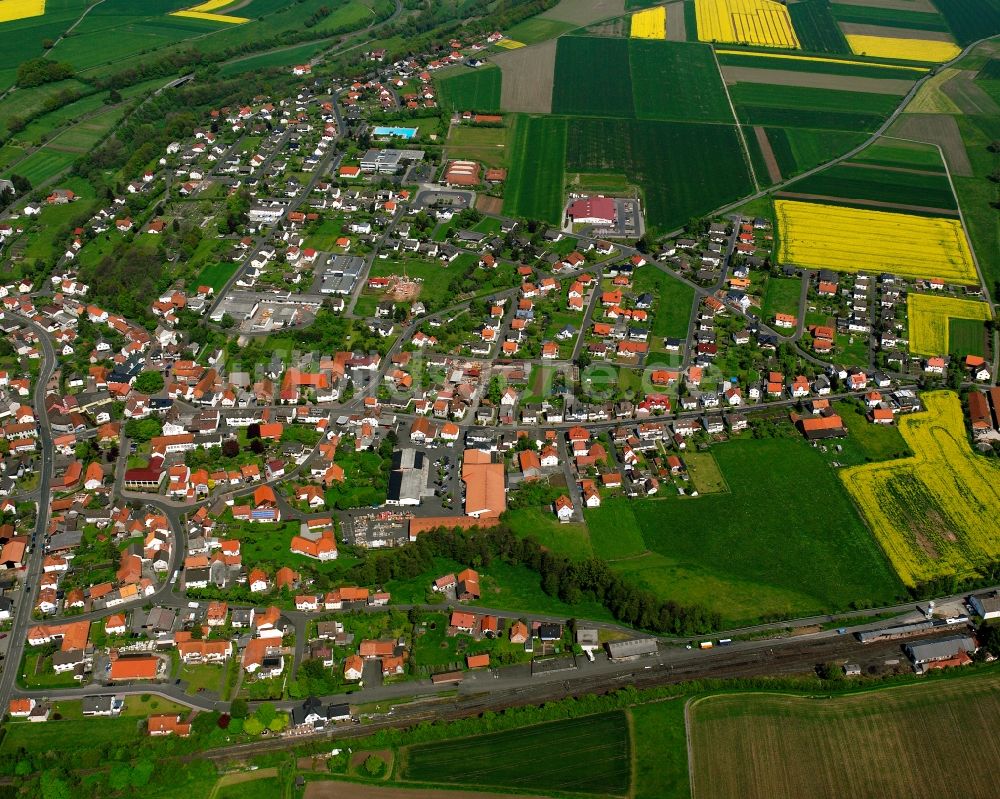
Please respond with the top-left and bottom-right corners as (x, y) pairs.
(753, 126), (782, 184)
(888, 114), (973, 177)
(721, 66), (913, 95)
(306, 784), (552, 799)
(494, 39), (556, 113)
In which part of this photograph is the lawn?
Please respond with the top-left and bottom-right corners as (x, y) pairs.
(949, 317), (986, 358)
(609, 436), (905, 625)
(631, 700), (690, 799)
(180, 662), (226, 695)
(445, 122), (509, 168)
(1, 716), (142, 754)
(472, 560), (615, 622)
(684, 450), (728, 494)
(688, 673), (1000, 799)
(634, 265), (694, 339)
(503, 114), (566, 224)
(586, 498), (647, 559)
(193, 261), (238, 292)
(503, 506), (593, 559)
(401, 712), (631, 795)
(434, 64), (502, 113)
(217, 776), (283, 799)
(761, 276), (801, 320)
(629, 40), (732, 123)
(833, 400), (912, 465)
(367, 256), (460, 310)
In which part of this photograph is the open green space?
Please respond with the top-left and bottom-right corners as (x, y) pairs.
(948, 317), (986, 358)
(435, 64), (502, 112)
(503, 114), (566, 224)
(633, 265), (696, 340)
(219, 40), (331, 77)
(631, 701), (690, 799)
(445, 122), (509, 168)
(0, 715), (142, 754)
(789, 0), (850, 53)
(783, 163), (958, 210)
(595, 436), (905, 625)
(586, 498), (648, 560)
(761, 276), (801, 319)
(2, 147), (77, 185)
(630, 40), (732, 123)
(553, 36), (634, 117)
(193, 261), (238, 292)
(833, 400), (912, 465)
(217, 777), (283, 799)
(401, 711), (631, 795)
(684, 450), (729, 495)
(566, 117), (756, 233)
(503, 506), (593, 559)
(503, 16), (575, 44)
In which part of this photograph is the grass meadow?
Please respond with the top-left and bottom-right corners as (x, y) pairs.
(434, 65), (502, 112)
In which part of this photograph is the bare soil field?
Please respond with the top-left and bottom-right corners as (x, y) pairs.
(305, 784), (552, 799)
(838, 22), (955, 42)
(688, 674), (1000, 799)
(833, 0), (935, 11)
(666, 1), (686, 41)
(753, 126), (782, 183)
(889, 113), (973, 176)
(494, 39), (556, 113)
(721, 66), (913, 95)
(540, 0), (625, 25)
(940, 70), (1000, 115)
(476, 195), (503, 214)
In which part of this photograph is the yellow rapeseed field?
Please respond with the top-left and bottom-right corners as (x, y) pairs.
(0, 0), (45, 23)
(846, 35), (960, 64)
(907, 293), (992, 356)
(714, 49), (927, 72)
(696, 0), (799, 49)
(841, 391), (1000, 587)
(494, 38), (525, 49)
(171, 0), (248, 24)
(775, 200), (979, 284)
(631, 6), (666, 39)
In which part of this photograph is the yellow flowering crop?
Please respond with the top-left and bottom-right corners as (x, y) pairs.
(846, 35), (960, 64)
(0, 0), (45, 23)
(775, 200), (979, 284)
(494, 39), (525, 49)
(171, 0), (248, 24)
(631, 7), (666, 39)
(907, 293), (991, 356)
(696, 0), (799, 49)
(841, 391), (1000, 587)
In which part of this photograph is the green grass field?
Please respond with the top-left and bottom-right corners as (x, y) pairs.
(949, 317), (986, 357)
(503, 16), (575, 44)
(2, 147), (77, 185)
(503, 114), (566, 224)
(630, 40), (732, 123)
(632, 265), (696, 340)
(586, 499), (648, 559)
(788, 0), (850, 53)
(219, 40), (331, 76)
(401, 712), (631, 795)
(688, 673), (1000, 799)
(1, 716), (142, 754)
(435, 64), (502, 112)
(684, 451), (729, 494)
(761, 276), (802, 319)
(596, 437), (905, 624)
(553, 36), (634, 117)
(445, 122), (509, 167)
(503, 506), (593, 559)
(193, 262), (238, 292)
(834, 400), (912, 465)
(783, 163), (958, 210)
(217, 777), (283, 799)
(631, 701), (690, 799)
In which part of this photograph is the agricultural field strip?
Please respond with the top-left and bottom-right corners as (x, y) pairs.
(846, 34), (961, 63)
(775, 199), (978, 283)
(720, 65), (913, 94)
(694, 0), (800, 49)
(841, 392), (1000, 586)
(630, 6), (665, 38)
(714, 49), (928, 72)
(905, 292), (991, 356)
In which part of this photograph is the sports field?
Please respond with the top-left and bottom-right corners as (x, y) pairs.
(435, 65), (502, 112)
(841, 391), (1000, 587)
(775, 199), (979, 283)
(400, 712), (631, 795)
(689, 674), (1000, 799)
(906, 293), (991, 356)
(592, 437), (903, 624)
(695, 0), (799, 48)
(503, 114), (566, 224)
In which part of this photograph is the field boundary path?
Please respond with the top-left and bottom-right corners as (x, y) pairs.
(711, 47), (759, 191)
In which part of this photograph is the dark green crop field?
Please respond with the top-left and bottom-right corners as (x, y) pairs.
(435, 65), (502, 112)
(630, 40), (732, 122)
(789, 0), (850, 53)
(715, 51), (925, 80)
(784, 163), (957, 209)
(401, 712), (632, 795)
(553, 36), (634, 117)
(931, 0), (1000, 46)
(830, 2), (949, 31)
